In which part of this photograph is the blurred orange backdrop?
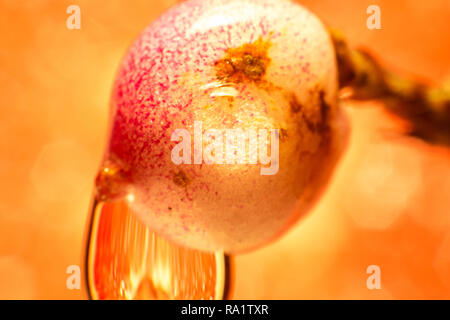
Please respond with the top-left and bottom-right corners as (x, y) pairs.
(0, 0), (449, 299)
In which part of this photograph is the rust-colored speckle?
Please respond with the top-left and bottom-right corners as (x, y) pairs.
(173, 170), (190, 188)
(227, 96), (235, 108)
(279, 128), (288, 141)
(316, 90), (333, 154)
(318, 90), (331, 131)
(288, 87), (333, 138)
(215, 37), (271, 83)
(289, 93), (302, 113)
(95, 157), (131, 202)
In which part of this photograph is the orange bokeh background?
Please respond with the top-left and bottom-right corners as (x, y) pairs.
(0, 0), (449, 299)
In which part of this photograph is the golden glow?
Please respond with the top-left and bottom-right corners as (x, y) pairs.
(0, 0), (449, 299)
(86, 200), (227, 300)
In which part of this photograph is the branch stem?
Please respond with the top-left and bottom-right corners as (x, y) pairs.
(330, 29), (450, 146)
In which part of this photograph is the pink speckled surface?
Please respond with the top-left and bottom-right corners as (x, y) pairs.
(106, 0), (346, 252)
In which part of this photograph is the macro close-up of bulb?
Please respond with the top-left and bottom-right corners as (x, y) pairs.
(88, 0), (449, 300)
(86, 0), (350, 299)
(98, 0), (347, 253)
(0, 0), (449, 306)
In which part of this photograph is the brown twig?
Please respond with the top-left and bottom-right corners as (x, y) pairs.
(330, 29), (450, 146)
